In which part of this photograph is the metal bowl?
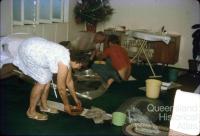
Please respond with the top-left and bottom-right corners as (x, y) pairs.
(83, 69), (95, 76)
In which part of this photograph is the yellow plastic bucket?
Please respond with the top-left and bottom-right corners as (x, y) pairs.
(146, 79), (162, 99)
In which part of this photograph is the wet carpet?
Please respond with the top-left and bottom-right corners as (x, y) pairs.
(0, 64), (199, 136)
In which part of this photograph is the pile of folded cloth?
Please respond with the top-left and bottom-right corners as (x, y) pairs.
(81, 107), (112, 124)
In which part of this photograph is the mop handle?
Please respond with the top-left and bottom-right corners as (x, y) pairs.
(50, 82), (92, 100)
(51, 80), (58, 98)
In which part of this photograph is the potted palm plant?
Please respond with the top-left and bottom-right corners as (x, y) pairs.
(74, 0), (113, 32)
(189, 24), (200, 75)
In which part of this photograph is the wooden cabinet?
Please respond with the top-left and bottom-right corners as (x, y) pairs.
(104, 29), (181, 65)
(151, 34), (181, 64)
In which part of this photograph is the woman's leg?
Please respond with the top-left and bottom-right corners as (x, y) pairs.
(40, 82), (58, 113)
(27, 83), (46, 116)
(40, 82), (50, 109)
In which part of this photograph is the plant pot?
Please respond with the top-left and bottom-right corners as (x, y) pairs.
(188, 59), (200, 73)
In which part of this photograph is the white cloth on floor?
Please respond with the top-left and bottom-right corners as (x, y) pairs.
(82, 107), (112, 124)
(13, 37), (70, 84)
(170, 89), (200, 135)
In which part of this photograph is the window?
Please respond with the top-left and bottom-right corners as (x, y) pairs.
(24, 0), (37, 24)
(38, 0), (52, 23)
(12, 0), (67, 25)
(13, 0), (24, 25)
(52, 0), (63, 22)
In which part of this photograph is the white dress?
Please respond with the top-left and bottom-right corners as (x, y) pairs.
(0, 35), (26, 68)
(13, 37), (70, 84)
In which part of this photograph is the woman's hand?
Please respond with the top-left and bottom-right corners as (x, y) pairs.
(75, 99), (82, 109)
(74, 99), (83, 112)
(64, 104), (83, 116)
(64, 105), (72, 114)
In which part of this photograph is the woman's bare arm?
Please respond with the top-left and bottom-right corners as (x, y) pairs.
(57, 63), (82, 115)
(66, 68), (81, 107)
(57, 63), (70, 108)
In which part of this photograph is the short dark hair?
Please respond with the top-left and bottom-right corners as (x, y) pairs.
(59, 41), (72, 50)
(59, 41), (90, 67)
(107, 34), (121, 44)
(70, 50), (90, 64)
(94, 31), (106, 42)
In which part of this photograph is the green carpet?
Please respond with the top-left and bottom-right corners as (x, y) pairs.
(0, 64), (175, 136)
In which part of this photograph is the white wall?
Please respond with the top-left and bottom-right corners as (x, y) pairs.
(12, 23), (69, 43)
(97, 0), (200, 69)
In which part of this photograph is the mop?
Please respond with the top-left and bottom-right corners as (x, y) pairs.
(13, 69), (92, 100)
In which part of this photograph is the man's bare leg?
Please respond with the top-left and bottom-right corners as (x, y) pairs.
(118, 66), (131, 80)
(107, 78), (114, 88)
